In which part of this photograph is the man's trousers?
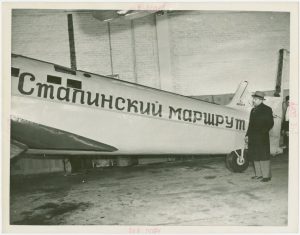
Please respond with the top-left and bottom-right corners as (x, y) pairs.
(253, 160), (271, 178)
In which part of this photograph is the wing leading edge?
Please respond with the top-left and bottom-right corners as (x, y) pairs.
(11, 117), (118, 158)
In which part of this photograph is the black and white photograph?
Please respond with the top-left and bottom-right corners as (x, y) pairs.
(2, 2), (299, 233)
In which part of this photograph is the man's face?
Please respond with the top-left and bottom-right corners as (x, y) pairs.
(252, 97), (263, 107)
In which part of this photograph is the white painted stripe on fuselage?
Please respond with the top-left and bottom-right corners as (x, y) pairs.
(11, 95), (247, 155)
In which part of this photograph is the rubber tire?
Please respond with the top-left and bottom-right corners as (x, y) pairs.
(225, 149), (249, 173)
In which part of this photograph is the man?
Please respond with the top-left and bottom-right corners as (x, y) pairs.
(245, 91), (274, 182)
(281, 96), (289, 153)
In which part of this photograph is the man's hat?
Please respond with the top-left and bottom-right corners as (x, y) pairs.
(252, 91), (265, 100)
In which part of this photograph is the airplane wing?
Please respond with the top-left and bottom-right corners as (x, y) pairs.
(11, 117), (118, 159)
(11, 139), (28, 160)
(92, 10), (159, 22)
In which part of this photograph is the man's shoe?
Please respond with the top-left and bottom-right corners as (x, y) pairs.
(261, 178), (271, 182)
(251, 176), (262, 179)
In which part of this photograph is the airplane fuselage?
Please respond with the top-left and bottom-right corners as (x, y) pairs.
(11, 54), (249, 156)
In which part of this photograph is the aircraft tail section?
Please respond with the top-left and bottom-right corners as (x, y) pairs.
(227, 81), (252, 111)
(227, 81), (284, 155)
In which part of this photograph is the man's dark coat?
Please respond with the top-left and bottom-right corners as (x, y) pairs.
(246, 103), (274, 161)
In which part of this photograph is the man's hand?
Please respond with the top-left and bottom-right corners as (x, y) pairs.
(244, 136), (248, 144)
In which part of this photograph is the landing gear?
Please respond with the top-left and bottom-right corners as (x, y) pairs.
(63, 159), (72, 175)
(63, 158), (94, 175)
(225, 149), (249, 172)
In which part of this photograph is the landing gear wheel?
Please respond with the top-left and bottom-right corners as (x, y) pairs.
(225, 149), (249, 172)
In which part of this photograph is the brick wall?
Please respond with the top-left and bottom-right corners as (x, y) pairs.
(132, 15), (160, 88)
(168, 11), (290, 95)
(72, 13), (111, 75)
(12, 10), (70, 67)
(12, 10), (289, 95)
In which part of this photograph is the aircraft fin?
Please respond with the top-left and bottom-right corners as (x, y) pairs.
(226, 81), (252, 111)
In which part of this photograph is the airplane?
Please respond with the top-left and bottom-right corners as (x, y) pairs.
(10, 53), (284, 173)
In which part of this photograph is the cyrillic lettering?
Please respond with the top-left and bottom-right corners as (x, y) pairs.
(57, 87), (70, 102)
(152, 102), (162, 117)
(140, 101), (151, 115)
(18, 72), (35, 95)
(36, 83), (54, 99)
(204, 112), (215, 126)
(169, 106), (182, 120)
(115, 97), (126, 111)
(101, 94), (113, 109)
(183, 109), (192, 122)
(87, 91), (99, 106)
(72, 89), (85, 104)
(216, 115), (224, 126)
(193, 111), (202, 123)
(127, 99), (139, 113)
(235, 119), (245, 130)
(225, 116), (234, 128)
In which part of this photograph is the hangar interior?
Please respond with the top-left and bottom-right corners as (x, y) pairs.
(9, 9), (291, 226)
(11, 10), (289, 175)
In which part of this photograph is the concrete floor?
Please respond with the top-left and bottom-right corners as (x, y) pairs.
(10, 154), (288, 226)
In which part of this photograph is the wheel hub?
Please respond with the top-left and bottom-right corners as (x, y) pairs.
(237, 157), (245, 165)
(234, 149), (245, 166)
